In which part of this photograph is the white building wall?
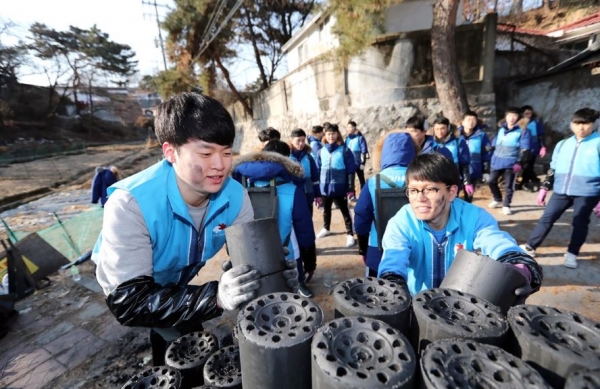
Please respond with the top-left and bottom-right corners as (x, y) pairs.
(385, 0), (465, 33)
(287, 15), (338, 73)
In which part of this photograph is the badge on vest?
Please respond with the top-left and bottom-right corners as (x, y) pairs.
(454, 243), (464, 256)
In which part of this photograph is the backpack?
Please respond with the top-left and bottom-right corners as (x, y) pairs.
(374, 174), (409, 251)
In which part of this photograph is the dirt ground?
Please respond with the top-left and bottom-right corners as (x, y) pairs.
(0, 150), (599, 388)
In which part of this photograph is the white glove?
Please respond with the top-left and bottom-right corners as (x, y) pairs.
(482, 173), (490, 183)
(359, 164), (365, 171)
(218, 263), (261, 311)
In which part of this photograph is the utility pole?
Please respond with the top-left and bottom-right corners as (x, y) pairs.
(142, 0), (169, 71)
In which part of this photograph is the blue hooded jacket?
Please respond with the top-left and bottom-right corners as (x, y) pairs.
(354, 132), (416, 272)
(420, 135), (438, 155)
(315, 141), (358, 197)
(232, 151), (316, 259)
(91, 167), (119, 206)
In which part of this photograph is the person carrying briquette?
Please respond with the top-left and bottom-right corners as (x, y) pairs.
(458, 110), (493, 202)
(378, 153), (543, 302)
(520, 108), (600, 269)
(488, 107), (531, 216)
(232, 140), (317, 297)
(93, 93), (298, 366)
(431, 116), (473, 202)
(345, 120), (370, 200)
(288, 128), (321, 216)
(315, 123), (358, 248)
(354, 131), (416, 277)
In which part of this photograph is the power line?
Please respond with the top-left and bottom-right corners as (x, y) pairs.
(142, 0), (169, 71)
(195, 0), (244, 60)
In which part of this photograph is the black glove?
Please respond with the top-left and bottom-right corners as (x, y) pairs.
(357, 234), (369, 256)
(380, 272), (410, 296)
(497, 251), (543, 301)
(106, 276), (223, 330)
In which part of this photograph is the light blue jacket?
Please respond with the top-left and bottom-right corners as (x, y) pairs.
(551, 132), (600, 197)
(93, 159), (244, 286)
(378, 199), (524, 296)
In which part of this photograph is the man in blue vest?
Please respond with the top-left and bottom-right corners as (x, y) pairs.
(258, 127), (281, 148)
(289, 128), (321, 215)
(520, 108), (600, 269)
(232, 140), (317, 297)
(520, 105), (547, 192)
(488, 107), (531, 215)
(432, 116), (473, 201)
(458, 111), (493, 202)
(345, 121), (370, 200)
(308, 125), (324, 161)
(404, 115), (438, 155)
(93, 93), (298, 365)
(378, 153), (543, 300)
(354, 132), (416, 276)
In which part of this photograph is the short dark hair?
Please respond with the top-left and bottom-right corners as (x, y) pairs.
(263, 140), (290, 156)
(571, 108), (600, 124)
(348, 120), (357, 128)
(406, 153), (459, 187)
(291, 128), (306, 138)
(406, 115), (425, 131)
(521, 105), (533, 113)
(505, 107), (521, 116)
(258, 127), (281, 142)
(433, 117), (450, 126)
(155, 92), (235, 147)
(322, 121), (331, 129)
(324, 123), (339, 132)
(311, 125), (324, 134)
(463, 110), (478, 120)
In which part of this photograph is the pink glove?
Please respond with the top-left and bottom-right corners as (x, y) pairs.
(593, 201), (600, 218)
(536, 189), (547, 206)
(508, 263), (532, 284)
(464, 184), (474, 196)
(512, 164), (522, 173)
(314, 197), (323, 208)
(539, 147), (547, 158)
(347, 192), (356, 200)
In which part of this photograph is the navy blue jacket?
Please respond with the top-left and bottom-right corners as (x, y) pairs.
(290, 147), (320, 201)
(91, 167), (118, 206)
(315, 142), (358, 197)
(308, 135), (323, 161)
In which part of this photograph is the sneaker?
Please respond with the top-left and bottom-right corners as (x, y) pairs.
(346, 234), (355, 247)
(488, 200), (501, 209)
(298, 282), (312, 298)
(519, 244), (536, 257)
(502, 206), (512, 215)
(563, 252), (578, 269)
(316, 228), (331, 239)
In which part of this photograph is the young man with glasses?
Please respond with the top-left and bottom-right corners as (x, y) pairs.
(377, 153), (543, 301)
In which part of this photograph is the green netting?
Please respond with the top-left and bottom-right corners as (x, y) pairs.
(35, 207), (104, 261)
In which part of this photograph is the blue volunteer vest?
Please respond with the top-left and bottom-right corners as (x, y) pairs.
(367, 166), (408, 247)
(290, 153), (314, 195)
(465, 131), (486, 179)
(251, 179), (297, 259)
(494, 127), (522, 161)
(93, 159), (244, 286)
(552, 132), (600, 197)
(320, 146), (347, 192)
(346, 135), (362, 162)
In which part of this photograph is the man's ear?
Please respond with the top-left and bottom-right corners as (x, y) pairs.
(163, 142), (176, 163)
(448, 184), (459, 201)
